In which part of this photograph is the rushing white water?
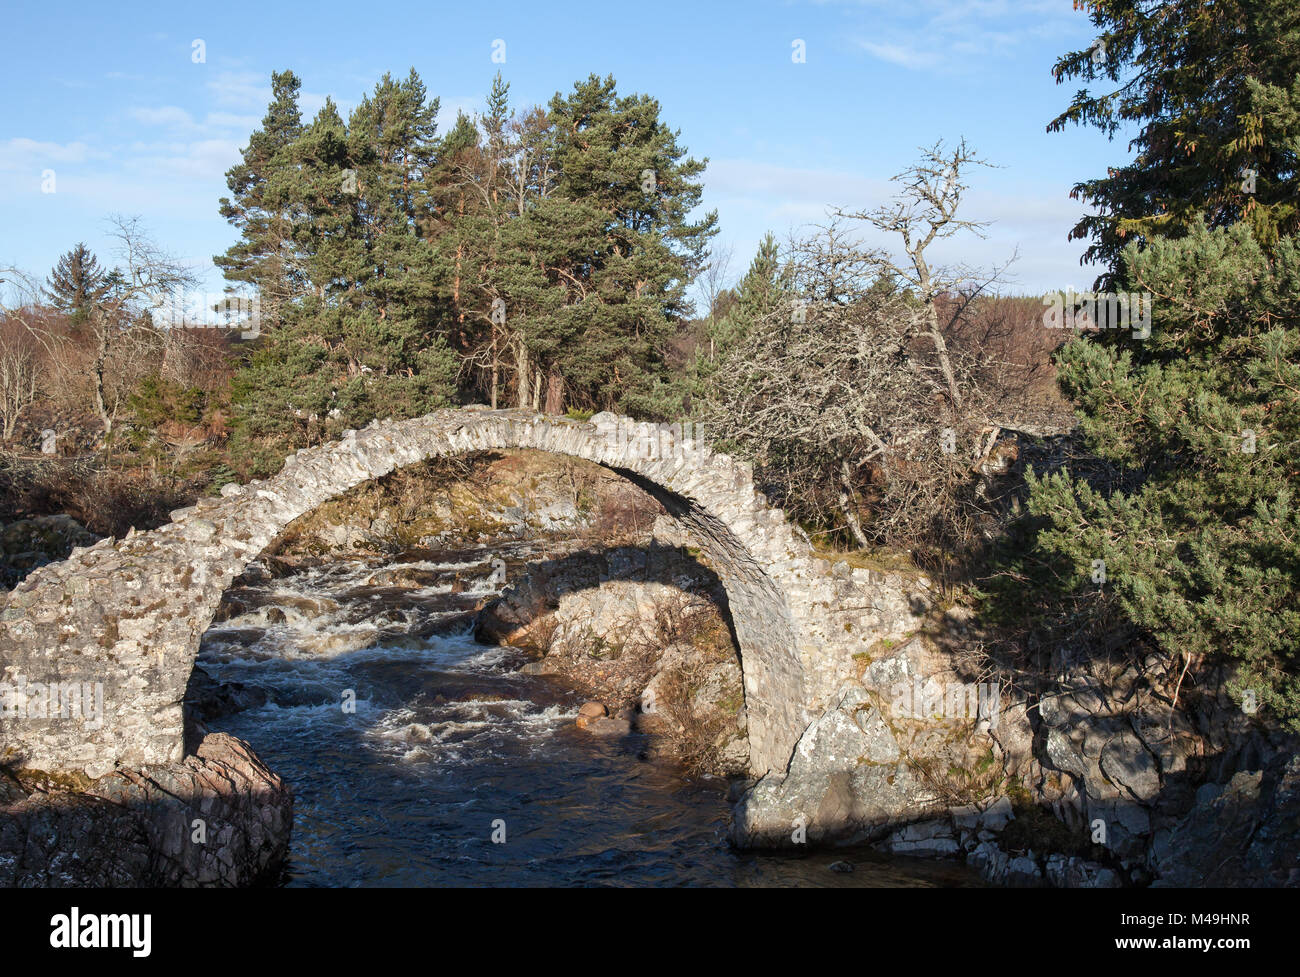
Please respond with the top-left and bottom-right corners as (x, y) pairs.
(198, 546), (981, 887)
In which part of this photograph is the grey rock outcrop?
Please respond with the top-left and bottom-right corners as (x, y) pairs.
(0, 732), (291, 887)
(476, 542), (750, 774)
(1149, 753), (1300, 887)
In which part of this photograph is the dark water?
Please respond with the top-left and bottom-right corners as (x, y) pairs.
(198, 548), (980, 888)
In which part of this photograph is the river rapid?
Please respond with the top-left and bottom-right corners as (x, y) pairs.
(197, 543), (981, 887)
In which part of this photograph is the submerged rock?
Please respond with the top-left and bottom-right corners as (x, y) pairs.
(184, 665), (270, 722)
(580, 716), (633, 737)
(575, 702), (608, 725)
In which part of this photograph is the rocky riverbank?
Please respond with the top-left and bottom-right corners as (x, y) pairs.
(0, 732), (291, 886)
(727, 608), (1300, 886)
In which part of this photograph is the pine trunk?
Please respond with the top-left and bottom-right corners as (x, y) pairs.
(490, 326), (499, 410)
(544, 367), (563, 415)
(516, 340), (529, 409)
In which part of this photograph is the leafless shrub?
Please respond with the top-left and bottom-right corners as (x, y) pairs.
(648, 588), (732, 660)
(161, 327), (232, 394)
(698, 242), (735, 321)
(521, 609), (560, 658)
(904, 751), (1005, 807)
(66, 469), (195, 537)
(701, 141), (1065, 581)
(652, 660), (736, 774)
(3, 218), (194, 439)
(0, 451), (197, 536)
(646, 589), (741, 773)
(0, 316), (41, 441)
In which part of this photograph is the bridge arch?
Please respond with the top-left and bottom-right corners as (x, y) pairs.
(1, 409), (907, 781)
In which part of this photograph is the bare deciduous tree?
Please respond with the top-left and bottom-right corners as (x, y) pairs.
(89, 217), (194, 435)
(0, 314), (41, 442)
(2, 217), (195, 438)
(698, 242), (734, 321)
(835, 138), (995, 411)
(701, 141), (1044, 571)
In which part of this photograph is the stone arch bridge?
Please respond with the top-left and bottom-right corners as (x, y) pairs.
(0, 409), (926, 782)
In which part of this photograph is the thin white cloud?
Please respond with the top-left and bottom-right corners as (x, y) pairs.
(706, 158), (891, 205)
(205, 70), (268, 109)
(129, 106), (195, 127)
(702, 156), (1097, 292)
(832, 0), (1086, 74)
(205, 111), (261, 131)
(0, 138), (92, 167)
(203, 70), (347, 124)
(856, 40), (939, 70)
(127, 107), (260, 135)
(134, 139), (243, 182)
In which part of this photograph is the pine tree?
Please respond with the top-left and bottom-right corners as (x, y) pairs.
(224, 68), (719, 467)
(689, 232), (789, 395)
(1002, 0), (1300, 730)
(484, 95), (561, 409)
(427, 107), (496, 356)
(216, 69), (305, 327)
(1026, 220), (1300, 727)
(45, 243), (109, 327)
(346, 70), (441, 318)
(227, 71), (458, 473)
(285, 97), (358, 295)
(1049, 0), (1300, 287)
(442, 74), (521, 409)
(1018, 2), (1300, 728)
(502, 74), (718, 416)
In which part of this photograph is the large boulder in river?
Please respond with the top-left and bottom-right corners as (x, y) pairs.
(476, 544), (749, 774)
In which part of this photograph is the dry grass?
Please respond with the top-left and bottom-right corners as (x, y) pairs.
(903, 747), (1005, 806)
(0, 451), (199, 536)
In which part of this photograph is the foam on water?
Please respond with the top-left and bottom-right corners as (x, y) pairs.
(199, 545), (982, 888)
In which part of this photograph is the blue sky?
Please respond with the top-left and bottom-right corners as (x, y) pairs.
(1, 0), (1125, 311)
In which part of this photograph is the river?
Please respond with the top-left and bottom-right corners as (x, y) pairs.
(197, 544), (981, 887)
